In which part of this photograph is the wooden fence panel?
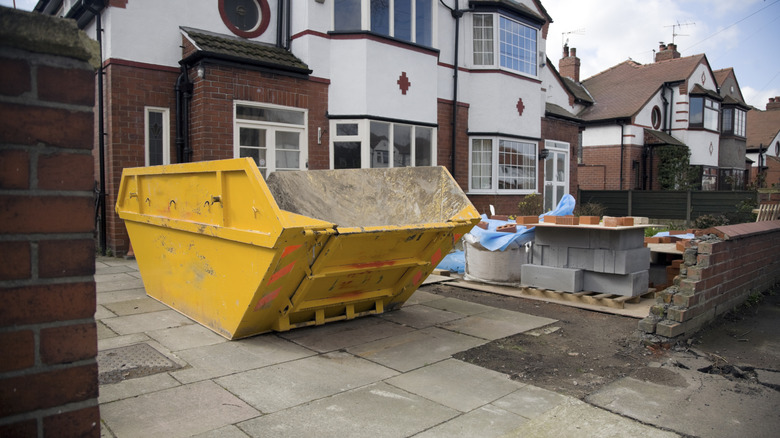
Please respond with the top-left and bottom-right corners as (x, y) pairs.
(579, 190), (755, 221)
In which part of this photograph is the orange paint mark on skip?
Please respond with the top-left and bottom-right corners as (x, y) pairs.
(413, 270), (424, 286)
(281, 244), (302, 258)
(431, 248), (443, 266)
(254, 288), (280, 311)
(453, 233), (463, 243)
(349, 260), (397, 269)
(268, 261), (295, 286)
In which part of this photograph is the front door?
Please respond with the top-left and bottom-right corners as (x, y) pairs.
(543, 141), (569, 211)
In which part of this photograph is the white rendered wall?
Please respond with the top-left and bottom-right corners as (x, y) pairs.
(582, 125), (622, 147)
(467, 73), (543, 138)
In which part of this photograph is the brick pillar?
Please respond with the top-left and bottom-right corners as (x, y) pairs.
(0, 7), (100, 437)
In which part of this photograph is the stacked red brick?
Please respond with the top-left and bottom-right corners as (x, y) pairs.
(0, 8), (99, 437)
(640, 221), (780, 339)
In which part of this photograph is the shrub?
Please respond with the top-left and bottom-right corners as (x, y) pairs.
(574, 202), (606, 218)
(693, 214), (729, 229)
(517, 193), (543, 216)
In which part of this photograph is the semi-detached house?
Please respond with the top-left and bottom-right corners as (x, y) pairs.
(35, 0), (580, 256)
(561, 43), (749, 191)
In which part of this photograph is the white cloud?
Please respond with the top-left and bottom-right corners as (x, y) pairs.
(743, 86), (780, 110)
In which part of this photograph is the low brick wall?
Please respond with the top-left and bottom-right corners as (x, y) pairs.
(640, 220), (780, 341)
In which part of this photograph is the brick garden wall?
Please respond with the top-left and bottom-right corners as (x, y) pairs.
(640, 221), (780, 340)
(0, 8), (100, 436)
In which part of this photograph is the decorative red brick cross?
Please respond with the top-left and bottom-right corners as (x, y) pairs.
(516, 97), (525, 116)
(397, 72), (411, 95)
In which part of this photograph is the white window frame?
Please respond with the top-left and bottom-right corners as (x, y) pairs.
(469, 12), (539, 78)
(543, 140), (570, 211)
(144, 106), (170, 166)
(468, 136), (538, 195)
(332, 0), (437, 47)
(233, 101), (308, 176)
(329, 119), (437, 169)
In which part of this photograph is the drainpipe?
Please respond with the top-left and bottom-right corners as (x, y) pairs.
(86, 1), (106, 255)
(619, 121), (625, 190)
(661, 82), (669, 134)
(285, 0), (292, 50)
(276, 0), (283, 47)
(174, 70), (185, 163)
(450, 0), (462, 178)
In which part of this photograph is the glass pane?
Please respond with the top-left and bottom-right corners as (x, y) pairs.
(334, 141), (361, 169)
(473, 14), (494, 65)
(239, 127), (263, 147)
(370, 121), (390, 168)
(556, 185), (564, 206)
(224, 0), (260, 31)
(544, 152), (553, 182)
(236, 105), (304, 125)
(689, 97), (703, 125)
(334, 0), (362, 31)
(556, 152), (565, 182)
(471, 139), (493, 190)
(147, 111), (164, 166)
(394, 0), (412, 42)
(544, 185), (553, 211)
(499, 16), (536, 75)
(498, 140), (535, 190)
(415, 0), (432, 46)
(336, 123), (359, 136)
(370, 0), (390, 35)
(275, 131), (300, 170)
(394, 124), (412, 167)
(415, 126), (432, 166)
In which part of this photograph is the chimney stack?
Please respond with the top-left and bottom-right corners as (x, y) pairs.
(768, 97), (780, 111)
(559, 44), (581, 82)
(655, 43), (681, 62)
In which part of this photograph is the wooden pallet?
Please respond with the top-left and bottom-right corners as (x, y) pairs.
(509, 287), (656, 309)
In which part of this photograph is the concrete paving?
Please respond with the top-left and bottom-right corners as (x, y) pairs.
(95, 257), (679, 437)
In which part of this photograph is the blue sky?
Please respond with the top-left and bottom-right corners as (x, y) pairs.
(4, 0), (778, 109)
(546, 0), (780, 110)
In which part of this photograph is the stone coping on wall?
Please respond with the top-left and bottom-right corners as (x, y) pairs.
(708, 220), (780, 240)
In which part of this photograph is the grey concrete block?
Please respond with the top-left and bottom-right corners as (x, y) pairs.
(568, 247), (650, 274)
(589, 228), (644, 250)
(583, 270), (649, 297)
(614, 247), (651, 274)
(534, 227), (592, 248)
(521, 265), (583, 292)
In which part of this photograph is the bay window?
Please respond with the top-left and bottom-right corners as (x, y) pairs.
(721, 106), (746, 137)
(470, 137), (537, 193)
(472, 13), (539, 76)
(334, 0), (434, 46)
(689, 96), (719, 131)
(331, 119), (435, 169)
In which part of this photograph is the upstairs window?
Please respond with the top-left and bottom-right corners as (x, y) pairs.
(721, 107), (746, 137)
(689, 96), (719, 131)
(334, 0), (433, 46)
(472, 13), (538, 77)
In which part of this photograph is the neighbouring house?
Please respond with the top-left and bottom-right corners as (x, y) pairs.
(35, 0), (581, 256)
(747, 97), (780, 188)
(560, 43), (748, 191)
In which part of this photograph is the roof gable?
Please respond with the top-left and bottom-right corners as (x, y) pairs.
(747, 108), (780, 150)
(579, 54), (709, 122)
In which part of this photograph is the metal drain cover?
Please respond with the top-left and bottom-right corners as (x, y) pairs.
(98, 343), (180, 384)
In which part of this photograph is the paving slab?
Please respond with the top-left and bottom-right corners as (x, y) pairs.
(236, 382), (458, 438)
(95, 304), (115, 320)
(278, 316), (415, 353)
(101, 380), (259, 438)
(95, 264), (137, 275)
(94, 272), (142, 283)
(421, 296), (497, 315)
(347, 326), (486, 372)
(492, 384), (568, 419)
(503, 397), (679, 438)
(587, 372), (780, 438)
(96, 320), (117, 340)
(96, 288), (148, 305)
(98, 372), (182, 404)
(97, 278), (146, 293)
(147, 323), (227, 352)
(414, 405), (528, 438)
(191, 425), (251, 438)
(98, 333), (152, 351)
(103, 297), (170, 316)
(101, 310), (194, 335)
(439, 308), (556, 340)
(216, 351), (398, 413)
(404, 289), (446, 305)
(386, 359), (522, 412)
(171, 335), (315, 384)
(379, 304), (464, 329)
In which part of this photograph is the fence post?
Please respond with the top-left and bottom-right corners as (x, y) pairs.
(628, 190), (633, 216)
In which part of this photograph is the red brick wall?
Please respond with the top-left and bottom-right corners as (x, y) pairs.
(103, 60), (179, 255)
(578, 144), (650, 190)
(640, 221), (780, 339)
(0, 15), (99, 437)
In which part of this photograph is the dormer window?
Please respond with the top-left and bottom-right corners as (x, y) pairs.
(471, 13), (539, 77)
